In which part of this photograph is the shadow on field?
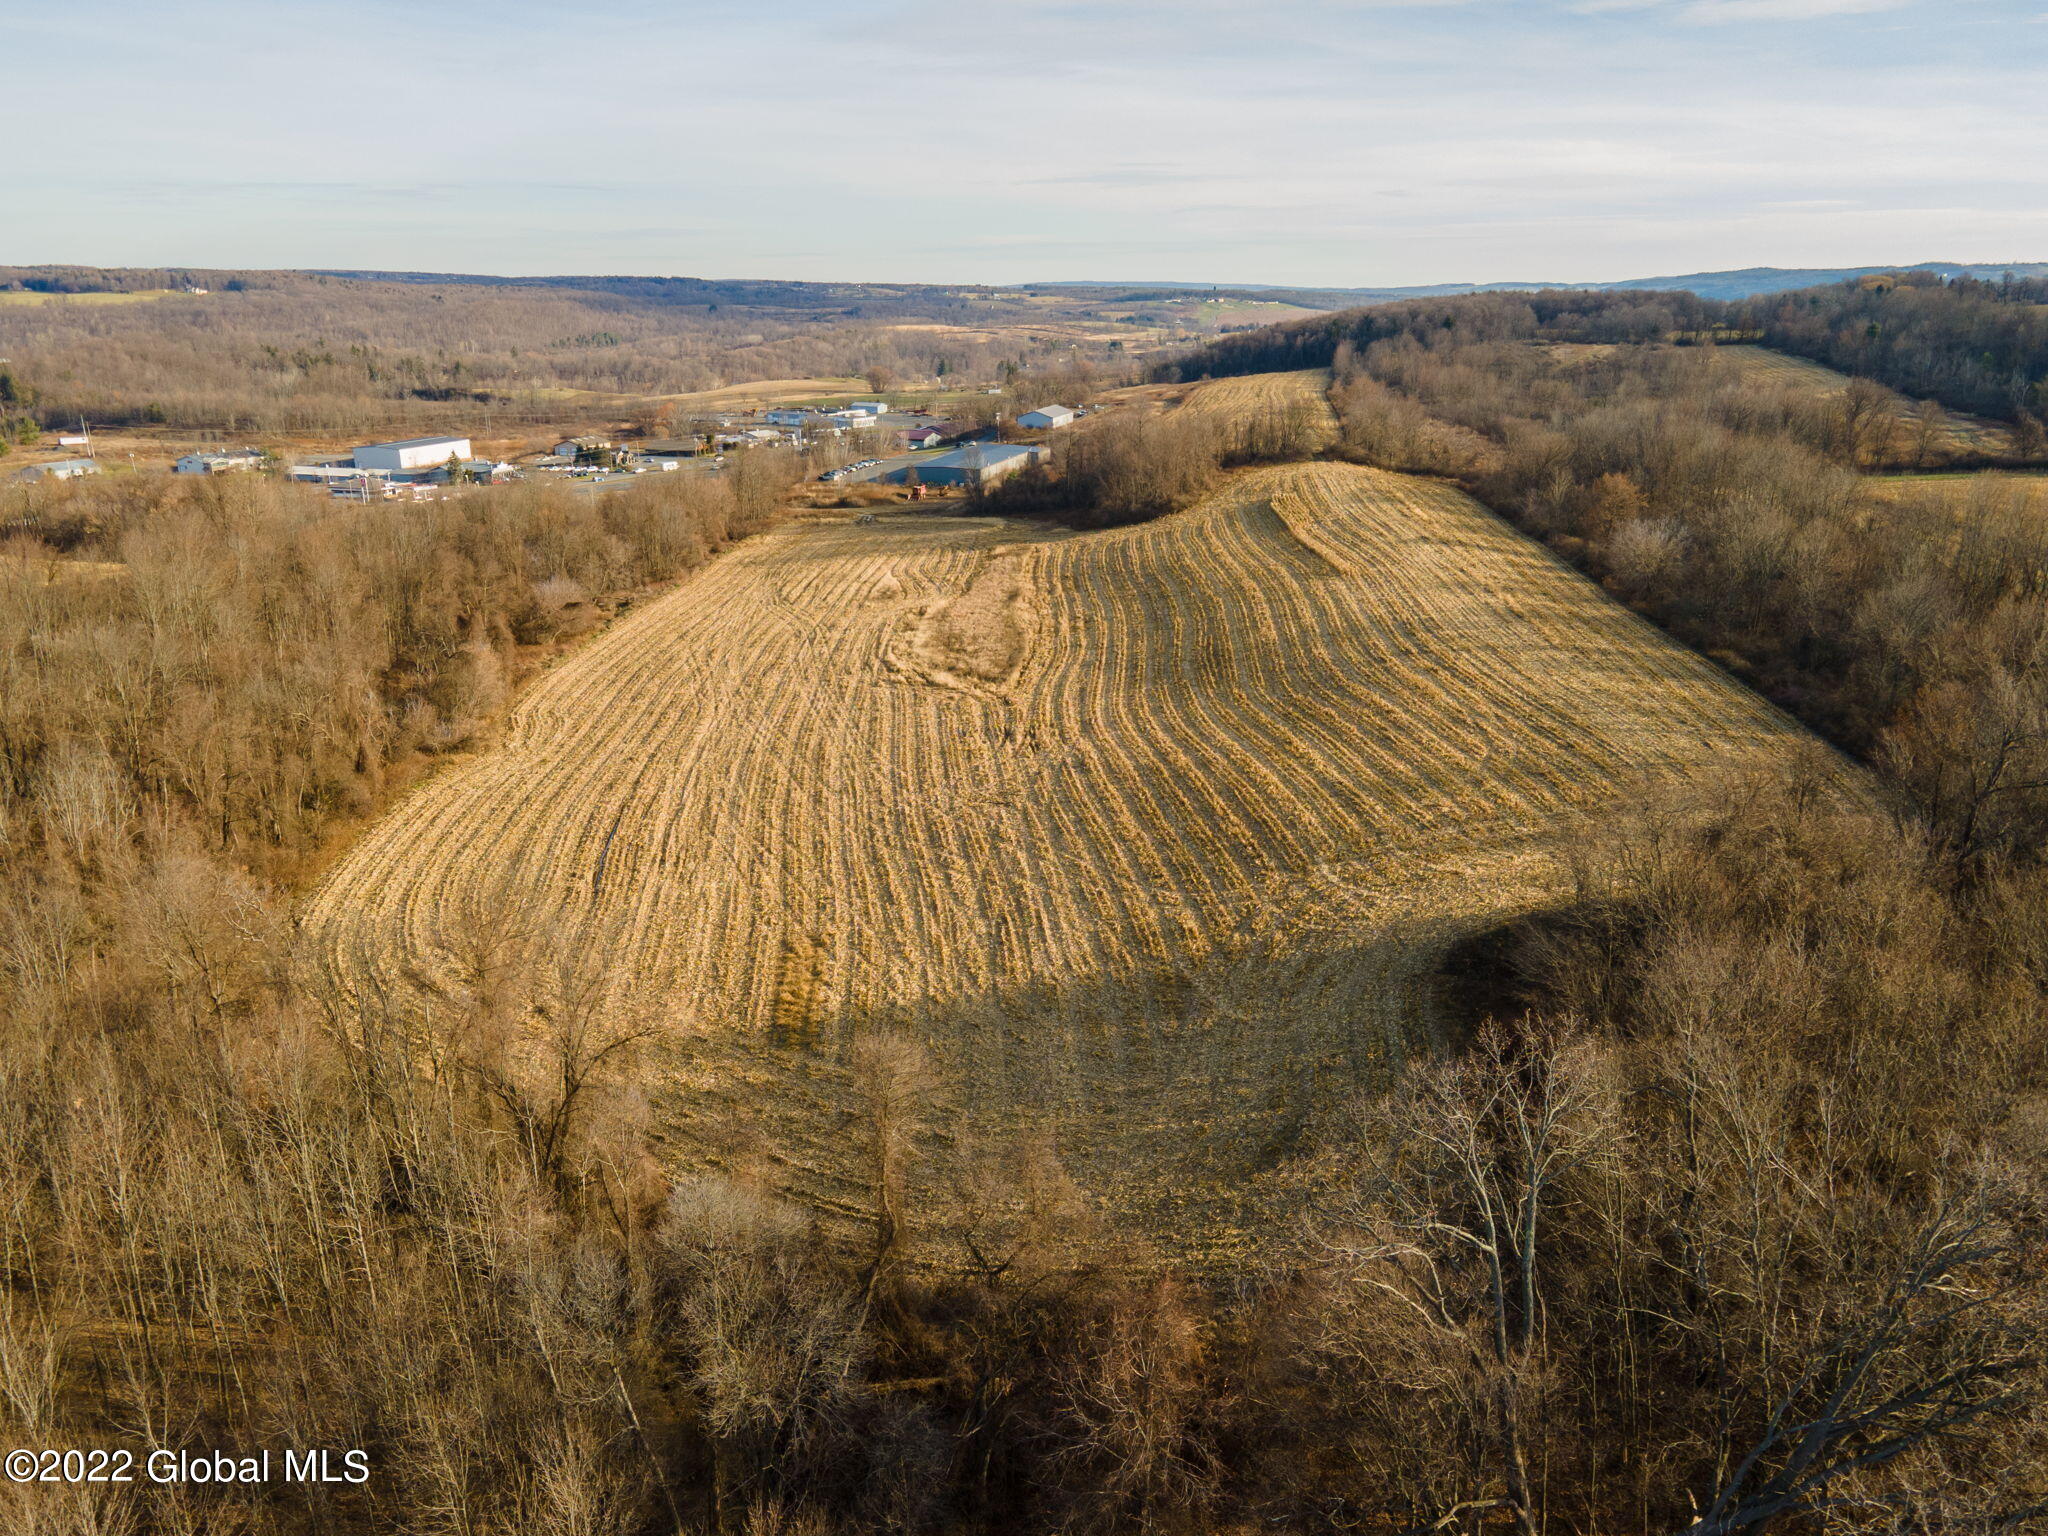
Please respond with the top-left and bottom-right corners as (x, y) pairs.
(651, 901), (1525, 1269)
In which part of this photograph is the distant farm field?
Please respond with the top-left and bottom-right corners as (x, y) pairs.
(652, 376), (868, 407)
(1093, 367), (1341, 444)
(0, 288), (189, 306)
(1717, 344), (1854, 390)
(1717, 344), (2018, 458)
(306, 432), (1812, 1262)
(1180, 366), (1341, 446)
(1866, 470), (2048, 516)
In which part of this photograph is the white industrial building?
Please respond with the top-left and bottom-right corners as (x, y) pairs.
(1017, 405), (1077, 430)
(759, 408), (878, 436)
(848, 401), (888, 416)
(175, 449), (265, 474)
(11, 459), (100, 483)
(350, 435), (471, 472)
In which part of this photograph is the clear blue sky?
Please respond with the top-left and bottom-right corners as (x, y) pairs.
(8, 0), (2043, 286)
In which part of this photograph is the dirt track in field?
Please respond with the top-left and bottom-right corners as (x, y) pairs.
(305, 444), (1814, 1264)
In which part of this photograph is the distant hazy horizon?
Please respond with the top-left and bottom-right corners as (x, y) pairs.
(10, 0), (2044, 286)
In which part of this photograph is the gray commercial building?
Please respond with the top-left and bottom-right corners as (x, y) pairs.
(882, 442), (1045, 489)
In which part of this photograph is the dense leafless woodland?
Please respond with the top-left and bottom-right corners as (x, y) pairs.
(0, 272), (1121, 436)
(1182, 278), (2048, 457)
(2, 283), (2047, 1534)
(1738, 272), (2048, 423)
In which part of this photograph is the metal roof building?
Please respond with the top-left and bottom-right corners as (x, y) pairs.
(881, 442), (1045, 488)
(176, 449), (265, 474)
(11, 459), (100, 483)
(1017, 404), (1077, 430)
(351, 436), (472, 472)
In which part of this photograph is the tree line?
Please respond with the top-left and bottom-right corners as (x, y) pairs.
(977, 399), (1330, 527)
(1176, 274), (2048, 436)
(0, 274), (1128, 437)
(1209, 300), (2048, 1526)
(1735, 271), (2048, 425)
(1162, 289), (1724, 382)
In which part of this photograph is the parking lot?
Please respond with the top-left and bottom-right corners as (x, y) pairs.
(820, 447), (950, 484)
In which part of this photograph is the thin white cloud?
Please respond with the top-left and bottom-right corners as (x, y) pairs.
(5, 0), (2040, 285)
(1682, 0), (1910, 20)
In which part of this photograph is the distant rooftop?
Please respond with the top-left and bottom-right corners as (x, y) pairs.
(353, 435), (469, 451)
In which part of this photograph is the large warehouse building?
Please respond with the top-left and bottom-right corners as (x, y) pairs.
(881, 442), (1044, 489)
(1017, 404), (1077, 430)
(351, 436), (471, 472)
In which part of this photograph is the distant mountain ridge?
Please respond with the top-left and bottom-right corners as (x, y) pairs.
(8, 261), (2045, 313)
(1028, 262), (2048, 304)
(299, 262), (2048, 314)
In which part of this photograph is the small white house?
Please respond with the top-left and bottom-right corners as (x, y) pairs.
(350, 436), (471, 472)
(1017, 405), (1077, 431)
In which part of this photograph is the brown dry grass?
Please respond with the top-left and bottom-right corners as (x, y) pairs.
(1864, 469), (2048, 515)
(0, 288), (189, 306)
(1178, 367), (1340, 447)
(305, 458), (1814, 1264)
(1718, 345), (2019, 457)
(1716, 344), (1855, 390)
(645, 376), (868, 407)
(1090, 381), (1190, 413)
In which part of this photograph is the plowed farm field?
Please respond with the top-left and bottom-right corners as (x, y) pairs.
(306, 457), (1812, 1263)
(1180, 367), (1340, 445)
